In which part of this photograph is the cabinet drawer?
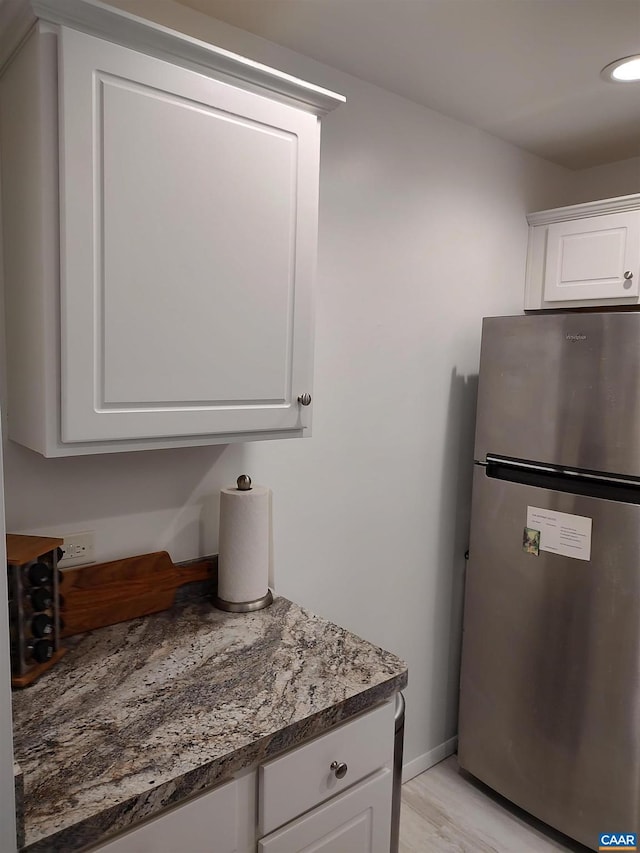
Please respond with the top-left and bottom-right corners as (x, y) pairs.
(259, 699), (394, 836)
(259, 768), (393, 853)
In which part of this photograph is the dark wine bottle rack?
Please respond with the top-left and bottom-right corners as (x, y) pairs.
(7, 534), (66, 688)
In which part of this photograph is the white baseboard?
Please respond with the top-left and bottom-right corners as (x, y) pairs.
(401, 736), (458, 784)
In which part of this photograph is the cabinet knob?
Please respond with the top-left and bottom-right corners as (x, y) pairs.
(330, 761), (348, 779)
(624, 270), (633, 280)
(298, 393), (312, 406)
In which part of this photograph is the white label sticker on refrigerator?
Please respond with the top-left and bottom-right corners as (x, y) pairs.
(526, 507), (592, 561)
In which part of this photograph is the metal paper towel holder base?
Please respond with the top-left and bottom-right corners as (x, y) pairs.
(213, 588), (273, 613)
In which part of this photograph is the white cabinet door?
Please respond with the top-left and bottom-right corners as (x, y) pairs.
(258, 769), (393, 853)
(259, 700), (394, 836)
(58, 26), (318, 443)
(543, 211), (640, 303)
(87, 775), (256, 853)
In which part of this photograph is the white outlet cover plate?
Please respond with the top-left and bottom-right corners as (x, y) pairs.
(58, 531), (96, 568)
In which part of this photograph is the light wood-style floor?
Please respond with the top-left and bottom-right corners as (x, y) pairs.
(399, 756), (592, 853)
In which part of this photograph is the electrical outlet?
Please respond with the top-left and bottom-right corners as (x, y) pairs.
(58, 531), (95, 568)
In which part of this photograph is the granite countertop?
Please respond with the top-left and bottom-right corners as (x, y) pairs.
(11, 596), (408, 853)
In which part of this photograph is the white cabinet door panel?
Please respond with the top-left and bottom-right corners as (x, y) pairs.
(90, 779), (239, 853)
(101, 77), (294, 405)
(543, 211), (640, 302)
(259, 700), (394, 836)
(59, 26), (318, 442)
(258, 769), (393, 853)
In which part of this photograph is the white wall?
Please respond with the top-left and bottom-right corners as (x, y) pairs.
(3, 1), (622, 779)
(570, 155), (640, 204)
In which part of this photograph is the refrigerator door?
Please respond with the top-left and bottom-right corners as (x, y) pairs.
(458, 466), (640, 852)
(474, 312), (640, 479)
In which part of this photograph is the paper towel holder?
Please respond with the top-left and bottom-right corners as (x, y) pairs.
(213, 473), (274, 613)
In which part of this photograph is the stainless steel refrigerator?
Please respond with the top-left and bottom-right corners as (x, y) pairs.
(458, 312), (640, 852)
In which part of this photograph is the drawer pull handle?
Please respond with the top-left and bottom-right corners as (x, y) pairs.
(330, 760), (348, 779)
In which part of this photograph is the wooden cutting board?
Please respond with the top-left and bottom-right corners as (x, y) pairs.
(59, 551), (216, 638)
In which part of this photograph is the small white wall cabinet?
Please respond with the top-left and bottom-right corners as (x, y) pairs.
(85, 699), (395, 853)
(0, 0), (344, 456)
(524, 194), (640, 310)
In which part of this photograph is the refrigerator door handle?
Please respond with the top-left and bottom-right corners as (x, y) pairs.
(486, 455), (640, 487)
(483, 456), (640, 506)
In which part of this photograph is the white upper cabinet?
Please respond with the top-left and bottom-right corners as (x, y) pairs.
(59, 27), (317, 443)
(0, 0), (344, 456)
(524, 194), (640, 311)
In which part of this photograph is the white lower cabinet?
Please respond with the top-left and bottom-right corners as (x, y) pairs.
(258, 769), (392, 853)
(258, 699), (395, 853)
(84, 772), (257, 853)
(258, 699), (394, 836)
(86, 699), (396, 853)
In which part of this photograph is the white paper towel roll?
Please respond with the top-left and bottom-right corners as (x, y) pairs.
(218, 484), (270, 603)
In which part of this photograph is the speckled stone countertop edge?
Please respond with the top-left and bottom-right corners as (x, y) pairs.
(14, 596), (408, 853)
(23, 673), (407, 853)
(14, 763), (24, 850)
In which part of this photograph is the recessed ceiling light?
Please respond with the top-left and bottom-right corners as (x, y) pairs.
(601, 54), (640, 82)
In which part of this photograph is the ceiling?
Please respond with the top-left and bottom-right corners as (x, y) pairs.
(177, 0), (640, 171)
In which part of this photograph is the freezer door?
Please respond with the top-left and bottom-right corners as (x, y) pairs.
(474, 312), (640, 478)
(458, 466), (640, 851)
